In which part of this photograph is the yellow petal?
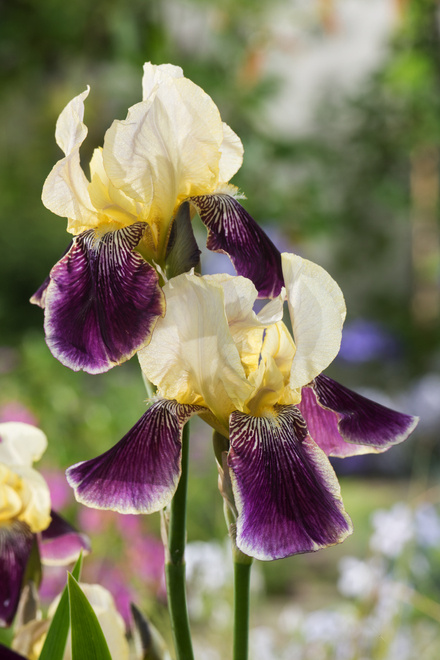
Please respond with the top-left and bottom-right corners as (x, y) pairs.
(15, 466), (51, 533)
(42, 88), (97, 234)
(282, 253), (346, 389)
(142, 62), (184, 100)
(138, 273), (253, 428)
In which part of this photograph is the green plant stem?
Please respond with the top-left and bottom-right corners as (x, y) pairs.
(165, 422), (194, 660)
(233, 559), (252, 660)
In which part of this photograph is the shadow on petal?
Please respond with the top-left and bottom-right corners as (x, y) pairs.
(0, 522), (34, 627)
(66, 400), (204, 514)
(42, 223), (165, 374)
(308, 374), (419, 453)
(191, 194), (284, 298)
(228, 405), (352, 561)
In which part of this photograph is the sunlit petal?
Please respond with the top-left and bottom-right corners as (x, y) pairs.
(303, 375), (419, 455)
(282, 253), (346, 390)
(228, 405), (352, 560)
(0, 423), (47, 468)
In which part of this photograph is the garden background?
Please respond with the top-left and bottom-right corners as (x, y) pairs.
(1, 0), (440, 658)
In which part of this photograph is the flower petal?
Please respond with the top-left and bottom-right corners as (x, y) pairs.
(0, 423), (47, 468)
(218, 123), (243, 183)
(282, 253), (346, 390)
(190, 194), (284, 298)
(304, 375), (418, 455)
(228, 405), (352, 560)
(138, 273), (253, 430)
(42, 88), (97, 234)
(42, 223), (165, 374)
(39, 511), (91, 566)
(66, 400), (203, 514)
(0, 522), (34, 627)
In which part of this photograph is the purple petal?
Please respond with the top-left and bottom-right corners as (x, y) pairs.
(66, 400), (204, 514)
(228, 405), (352, 560)
(0, 522), (34, 627)
(190, 194), (283, 297)
(305, 375), (419, 455)
(30, 241), (73, 308)
(39, 510), (91, 565)
(0, 645), (27, 659)
(41, 223), (165, 374)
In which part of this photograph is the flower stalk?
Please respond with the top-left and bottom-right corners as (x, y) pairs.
(233, 553), (253, 660)
(164, 422), (194, 660)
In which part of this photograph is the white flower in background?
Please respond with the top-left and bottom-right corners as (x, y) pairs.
(414, 503), (440, 548)
(369, 503), (414, 558)
(338, 556), (386, 599)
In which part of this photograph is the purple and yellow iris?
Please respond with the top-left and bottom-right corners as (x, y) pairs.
(0, 423), (89, 627)
(66, 256), (418, 561)
(31, 63), (282, 374)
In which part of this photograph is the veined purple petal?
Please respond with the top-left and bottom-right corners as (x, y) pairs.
(30, 240), (73, 309)
(66, 400), (204, 514)
(0, 522), (34, 627)
(42, 223), (165, 373)
(306, 375), (418, 455)
(228, 405), (352, 560)
(190, 194), (283, 298)
(39, 510), (90, 565)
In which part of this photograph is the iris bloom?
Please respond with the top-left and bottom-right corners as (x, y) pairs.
(31, 63), (282, 374)
(67, 256), (417, 560)
(0, 423), (89, 626)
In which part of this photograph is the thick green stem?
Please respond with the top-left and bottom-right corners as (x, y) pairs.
(233, 559), (252, 660)
(165, 423), (194, 660)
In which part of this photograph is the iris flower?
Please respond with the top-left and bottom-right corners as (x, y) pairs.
(66, 256), (417, 560)
(31, 63), (282, 374)
(0, 422), (89, 626)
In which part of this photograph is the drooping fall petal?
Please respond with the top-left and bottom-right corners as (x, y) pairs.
(0, 522), (34, 627)
(190, 194), (284, 298)
(66, 400), (203, 514)
(228, 405), (352, 560)
(39, 511), (91, 565)
(302, 375), (418, 455)
(42, 223), (165, 374)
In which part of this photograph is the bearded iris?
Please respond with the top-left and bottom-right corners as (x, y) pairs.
(66, 255), (418, 561)
(31, 63), (283, 375)
(0, 423), (89, 627)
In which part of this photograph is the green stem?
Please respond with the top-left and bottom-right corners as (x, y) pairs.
(165, 422), (194, 660)
(233, 559), (252, 660)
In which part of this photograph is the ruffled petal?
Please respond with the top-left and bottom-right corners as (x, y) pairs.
(228, 405), (352, 560)
(42, 88), (97, 234)
(66, 400), (203, 514)
(0, 522), (34, 627)
(190, 194), (284, 298)
(303, 375), (418, 455)
(39, 511), (91, 565)
(42, 223), (165, 374)
(282, 253), (346, 390)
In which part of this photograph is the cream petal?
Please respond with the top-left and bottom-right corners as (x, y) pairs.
(142, 62), (184, 100)
(103, 77), (224, 230)
(218, 122), (243, 183)
(138, 273), (253, 427)
(13, 466), (51, 533)
(282, 253), (346, 390)
(0, 423), (47, 468)
(42, 88), (97, 234)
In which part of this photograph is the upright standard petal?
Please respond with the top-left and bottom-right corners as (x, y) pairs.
(42, 223), (165, 374)
(139, 273), (253, 429)
(0, 423), (47, 468)
(42, 88), (97, 234)
(0, 522), (34, 627)
(228, 405), (352, 560)
(66, 400), (203, 514)
(303, 375), (419, 455)
(191, 194), (284, 298)
(282, 253), (346, 390)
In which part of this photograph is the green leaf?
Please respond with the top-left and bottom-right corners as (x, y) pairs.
(38, 552), (83, 660)
(68, 574), (112, 660)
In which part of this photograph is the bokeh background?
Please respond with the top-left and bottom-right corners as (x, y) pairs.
(1, 0), (440, 658)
